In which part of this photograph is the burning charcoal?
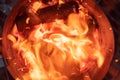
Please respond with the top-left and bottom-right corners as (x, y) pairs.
(37, 1), (79, 23)
(15, 1), (79, 32)
(25, 5), (41, 25)
(15, 14), (28, 32)
(42, 0), (52, 4)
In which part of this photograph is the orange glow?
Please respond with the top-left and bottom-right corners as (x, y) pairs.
(7, 1), (104, 80)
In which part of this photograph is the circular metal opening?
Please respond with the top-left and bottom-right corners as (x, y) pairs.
(2, 0), (114, 80)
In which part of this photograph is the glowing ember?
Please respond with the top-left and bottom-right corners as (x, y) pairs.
(6, 1), (104, 80)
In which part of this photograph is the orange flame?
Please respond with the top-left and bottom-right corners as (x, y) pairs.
(7, 1), (104, 80)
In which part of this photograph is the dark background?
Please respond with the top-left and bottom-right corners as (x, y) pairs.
(0, 0), (120, 80)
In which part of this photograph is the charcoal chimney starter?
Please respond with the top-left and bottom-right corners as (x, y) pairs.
(2, 0), (114, 80)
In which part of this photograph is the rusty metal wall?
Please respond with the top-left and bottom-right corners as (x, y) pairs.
(97, 0), (120, 80)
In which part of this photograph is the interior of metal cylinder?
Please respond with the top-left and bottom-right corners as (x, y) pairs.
(2, 0), (114, 80)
